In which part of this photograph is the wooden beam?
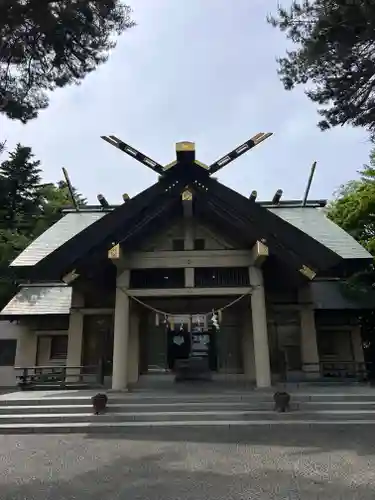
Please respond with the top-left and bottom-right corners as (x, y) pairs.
(251, 241), (269, 267)
(127, 287), (252, 297)
(124, 249), (254, 269)
(209, 132), (273, 174)
(101, 135), (164, 175)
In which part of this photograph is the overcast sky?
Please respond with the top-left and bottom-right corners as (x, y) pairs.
(0, 0), (371, 204)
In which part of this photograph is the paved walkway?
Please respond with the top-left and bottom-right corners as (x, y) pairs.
(0, 426), (374, 499)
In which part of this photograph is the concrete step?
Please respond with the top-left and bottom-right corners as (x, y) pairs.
(0, 401), (276, 414)
(3, 400), (375, 414)
(2, 392), (375, 406)
(1, 389), (375, 433)
(1, 418), (375, 434)
(1, 409), (375, 425)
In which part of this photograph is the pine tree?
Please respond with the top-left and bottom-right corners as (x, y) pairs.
(268, 1), (375, 135)
(0, 144), (42, 232)
(0, 1), (135, 122)
(0, 144), (87, 308)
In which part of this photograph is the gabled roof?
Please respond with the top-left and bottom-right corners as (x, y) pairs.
(10, 212), (106, 267)
(8, 163), (372, 281)
(10, 201), (371, 270)
(197, 177), (341, 273)
(22, 179), (182, 280)
(0, 284), (72, 316)
(310, 280), (375, 309)
(268, 207), (372, 260)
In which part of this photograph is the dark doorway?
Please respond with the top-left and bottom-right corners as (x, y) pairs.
(82, 315), (114, 376)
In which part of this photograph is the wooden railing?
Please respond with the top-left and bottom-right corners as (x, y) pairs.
(15, 364), (104, 390)
(303, 361), (371, 381)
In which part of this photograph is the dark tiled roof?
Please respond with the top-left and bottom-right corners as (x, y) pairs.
(9, 200), (371, 269)
(0, 284), (72, 316)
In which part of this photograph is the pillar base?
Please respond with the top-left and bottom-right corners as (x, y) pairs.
(253, 386), (274, 392)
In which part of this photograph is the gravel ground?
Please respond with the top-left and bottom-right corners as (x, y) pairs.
(0, 426), (374, 499)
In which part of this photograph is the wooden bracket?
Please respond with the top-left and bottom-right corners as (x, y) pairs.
(251, 241), (269, 266)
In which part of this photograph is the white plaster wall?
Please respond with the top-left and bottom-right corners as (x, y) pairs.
(139, 221), (235, 251)
(0, 320), (23, 387)
(36, 332), (68, 366)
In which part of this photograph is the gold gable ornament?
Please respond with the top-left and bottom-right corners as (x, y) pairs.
(108, 243), (120, 260)
(299, 265), (316, 280)
(182, 189), (193, 201)
(62, 269), (80, 284)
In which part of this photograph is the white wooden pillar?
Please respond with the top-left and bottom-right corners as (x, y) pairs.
(249, 266), (271, 388)
(351, 325), (364, 363)
(127, 310), (140, 384)
(65, 289), (84, 381)
(112, 269), (130, 390)
(14, 325), (37, 367)
(299, 285), (320, 379)
(66, 311), (84, 381)
(242, 308), (255, 381)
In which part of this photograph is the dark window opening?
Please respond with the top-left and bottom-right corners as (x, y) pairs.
(84, 288), (115, 308)
(130, 268), (185, 288)
(194, 238), (205, 250)
(172, 239), (185, 251)
(50, 335), (68, 360)
(28, 316), (70, 331)
(0, 339), (17, 366)
(317, 331), (339, 357)
(194, 267), (250, 287)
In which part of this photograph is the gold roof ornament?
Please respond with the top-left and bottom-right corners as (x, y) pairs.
(182, 189), (193, 201)
(176, 141), (195, 152)
(62, 269), (79, 284)
(108, 243), (121, 260)
(299, 265), (316, 280)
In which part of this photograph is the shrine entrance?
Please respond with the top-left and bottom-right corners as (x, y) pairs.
(138, 297), (244, 380)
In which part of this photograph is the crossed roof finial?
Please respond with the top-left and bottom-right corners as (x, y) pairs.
(100, 133), (273, 178)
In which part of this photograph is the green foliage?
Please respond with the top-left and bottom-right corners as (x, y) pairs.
(34, 181), (87, 237)
(328, 145), (375, 354)
(268, 1), (375, 135)
(0, 144), (86, 308)
(0, 144), (42, 231)
(0, 1), (135, 122)
(328, 149), (375, 254)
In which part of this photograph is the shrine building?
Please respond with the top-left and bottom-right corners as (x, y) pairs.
(0, 134), (373, 390)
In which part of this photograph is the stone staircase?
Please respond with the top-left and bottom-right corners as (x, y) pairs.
(1, 387), (375, 433)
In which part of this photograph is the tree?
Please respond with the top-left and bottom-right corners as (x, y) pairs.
(328, 150), (375, 255)
(0, 143), (42, 231)
(268, 1), (375, 135)
(0, 1), (135, 123)
(34, 180), (87, 236)
(328, 146), (375, 371)
(0, 144), (86, 308)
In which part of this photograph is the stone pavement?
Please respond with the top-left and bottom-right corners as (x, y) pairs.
(0, 426), (374, 499)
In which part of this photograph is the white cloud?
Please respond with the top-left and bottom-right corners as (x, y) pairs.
(0, 0), (371, 204)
